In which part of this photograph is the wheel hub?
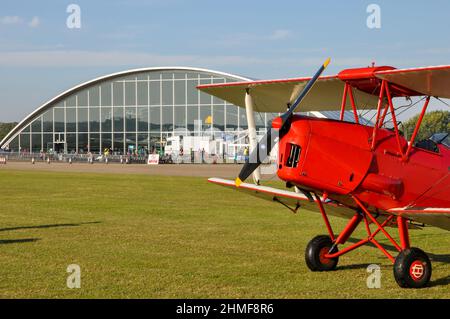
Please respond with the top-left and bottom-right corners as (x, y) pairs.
(319, 247), (332, 265)
(409, 260), (425, 281)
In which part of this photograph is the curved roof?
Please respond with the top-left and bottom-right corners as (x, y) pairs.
(0, 66), (252, 148)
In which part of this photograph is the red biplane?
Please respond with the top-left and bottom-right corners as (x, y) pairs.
(198, 59), (450, 288)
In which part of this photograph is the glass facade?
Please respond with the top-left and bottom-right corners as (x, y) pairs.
(3, 69), (277, 155)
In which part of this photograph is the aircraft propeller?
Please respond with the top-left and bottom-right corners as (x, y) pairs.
(235, 58), (331, 186)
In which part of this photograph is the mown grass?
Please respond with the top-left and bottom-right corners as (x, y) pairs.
(0, 169), (449, 298)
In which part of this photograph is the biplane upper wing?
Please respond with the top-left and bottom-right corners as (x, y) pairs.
(198, 75), (380, 113)
(374, 65), (450, 98)
(208, 177), (356, 220)
(198, 65), (450, 113)
(387, 207), (450, 231)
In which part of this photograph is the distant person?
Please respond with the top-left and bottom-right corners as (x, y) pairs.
(244, 147), (249, 163)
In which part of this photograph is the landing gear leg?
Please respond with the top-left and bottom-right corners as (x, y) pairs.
(308, 196), (433, 288)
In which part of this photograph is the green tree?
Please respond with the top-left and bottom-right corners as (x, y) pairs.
(0, 122), (18, 142)
(403, 110), (449, 141)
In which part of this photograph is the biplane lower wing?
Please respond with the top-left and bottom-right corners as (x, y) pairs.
(388, 207), (450, 231)
(208, 177), (356, 220)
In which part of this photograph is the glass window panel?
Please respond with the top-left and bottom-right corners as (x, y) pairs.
(161, 105), (173, 131)
(43, 133), (53, 152)
(149, 133), (160, 152)
(186, 72), (200, 79)
(101, 82), (112, 106)
(66, 108), (76, 132)
(255, 112), (265, 131)
(137, 81), (148, 106)
(113, 107), (124, 132)
(200, 106), (211, 129)
(125, 133), (136, 152)
(54, 108), (65, 132)
(78, 108), (88, 132)
(187, 80), (198, 105)
(213, 104), (225, 131)
(21, 125), (30, 133)
(136, 74), (147, 81)
(150, 107), (160, 132)
(125, 107), (136, 132)
(174, 80), (186, 105)
(43, 109), (53, 133)
(239, 108), (248, 129)
(9, 136), (19, 152)
(161, 72), (173, 80)
(90, 133), (100, 153)
(78, 133), (88, 153)
(66, 95), (77, 107)
(186, 105), (198, 132)
(31, 116), (41, 133)
(125, 81), (136, 106)
(113, 133), (124, 153)
(89, 107), (100, 132)
(149, 81), (160, 105)
(226, 105), (238, 130)
(149, 72), (160, 80)
(113, 82), (124, 106)
(78, 90), (88, 106)
(174, 72), (186, 80)
(102, 133), (112, 151)
(162, 80), (173, 105)
(174, 105), (186, 129)
(32, 133), (41, 152)
(20, 133), (30, 152)
(89, 86), (100, 106)
(101, 107), (112, 132)
(138, 133), (149, 150)
(200, 78), (212, 105)
(66, 134), (76, 153)
(137, 107), (148, 132)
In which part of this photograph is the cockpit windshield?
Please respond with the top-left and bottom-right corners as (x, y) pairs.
(430, 133), (449, 148)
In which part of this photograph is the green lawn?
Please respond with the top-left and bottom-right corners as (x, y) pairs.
(0, 169), (449, 298)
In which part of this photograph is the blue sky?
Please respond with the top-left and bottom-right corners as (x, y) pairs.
(1, 0), (449, 121)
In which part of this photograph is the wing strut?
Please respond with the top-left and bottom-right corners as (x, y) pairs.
(244, 89), (261, 184)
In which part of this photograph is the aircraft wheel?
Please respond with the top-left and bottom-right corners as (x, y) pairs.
(305, 235), (338, 271)
(393, 248), (432, 288)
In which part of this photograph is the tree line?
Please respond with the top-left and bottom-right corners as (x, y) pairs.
(0, 122), (18, 141)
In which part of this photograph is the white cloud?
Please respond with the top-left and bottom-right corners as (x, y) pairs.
(268, 29), (292, 40)
(29, 16), (40, 28)
(0, 16), (23, 25)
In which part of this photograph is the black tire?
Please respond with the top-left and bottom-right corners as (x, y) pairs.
(305, 235), (338, 271)
(393, 247), (432, 288)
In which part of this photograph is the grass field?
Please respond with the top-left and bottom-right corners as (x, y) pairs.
(0, 169), (449, 298)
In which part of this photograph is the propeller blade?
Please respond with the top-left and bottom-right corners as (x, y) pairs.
(280, 57), (331, 125)
(236, 128), (277, 184)
(235, 58), (331, 186)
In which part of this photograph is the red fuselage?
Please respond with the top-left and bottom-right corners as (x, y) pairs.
(277, 116), (450, 211)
